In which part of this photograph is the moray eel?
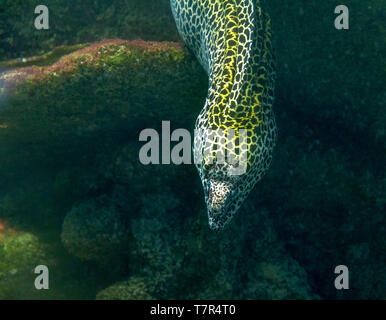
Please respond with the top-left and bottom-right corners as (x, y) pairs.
(170, 0), (277, 231)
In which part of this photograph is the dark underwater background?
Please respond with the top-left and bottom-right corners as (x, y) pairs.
(0, 0), (385, 299)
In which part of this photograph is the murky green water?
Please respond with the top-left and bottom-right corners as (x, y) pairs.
(0, 0), (385, 300)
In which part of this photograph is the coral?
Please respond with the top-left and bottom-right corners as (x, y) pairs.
(0, 229), (52, 299)
(0, 0), (384, 298)
(180, 207), (317, 300)
(61, 199), (128, 261)
(96, 277), (155, 300)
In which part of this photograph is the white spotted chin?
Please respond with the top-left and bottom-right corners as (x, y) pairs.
(205, 180), (239, 232)
(207, 180), (232, 211)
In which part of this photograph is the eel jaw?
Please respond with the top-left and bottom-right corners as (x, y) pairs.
(204, 179), (240, 232)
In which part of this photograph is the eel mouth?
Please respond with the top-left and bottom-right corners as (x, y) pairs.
(208, 214), (225, 232)
(205, 180), (238, 232)
(207, 205), (234, 232)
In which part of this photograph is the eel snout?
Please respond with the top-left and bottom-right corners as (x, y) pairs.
(205, 179), (240, 232)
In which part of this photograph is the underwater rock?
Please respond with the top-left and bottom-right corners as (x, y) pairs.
(0, 32), (384, 299)
(2, 0), (384, 144)
(94, 141), (317, 299)
(0, 38), (204, 297)
(96, 276), (156, 300)
(0, 0), (179, 61)
(95, 204), (317, 300)
(0, 229), (52, 299)
(0, 44), (88, 70)
(0, 38), (206, 151)
(344, 242), (386, 299)
(0, 38), (184, 92)
(129, 191), (185, 298)
(181, 207), (317, 300)
(61, 199), (128, 261)
(252, 120), (386, 299)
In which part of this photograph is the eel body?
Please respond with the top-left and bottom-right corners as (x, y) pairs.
(170, 0), (277, 231)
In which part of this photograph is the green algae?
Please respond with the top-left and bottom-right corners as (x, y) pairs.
(0, 0), (179, 61)
(0, 231), (51, 299)
(96, 277), (155, 300)
(0, 44), (88, 70)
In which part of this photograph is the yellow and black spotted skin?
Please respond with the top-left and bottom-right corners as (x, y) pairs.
(170, 0), (277, 231)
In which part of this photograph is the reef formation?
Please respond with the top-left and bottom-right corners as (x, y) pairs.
(0, 0), (385, 300)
